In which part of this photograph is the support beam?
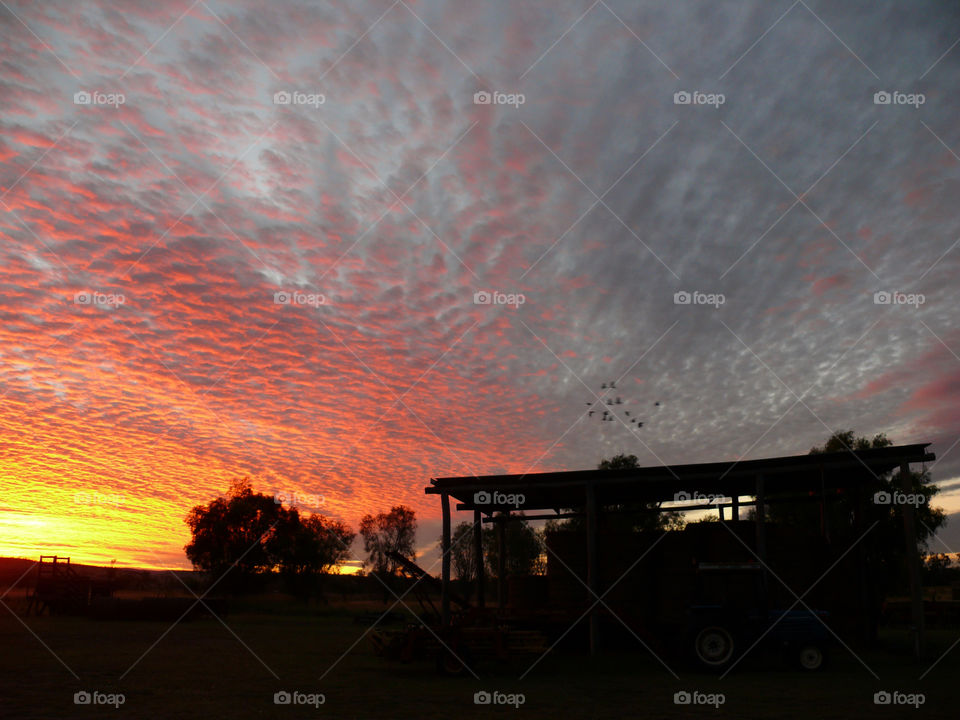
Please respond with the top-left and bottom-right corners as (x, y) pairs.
(731, 494), (739, 521)
(441, 492), (451, 627)
(755, 475), (766, 562)
(899, 461), (924, 658)
(585, 482), (599, 655)
(497, 514), (507, 608)
(473, 508), (485, 608)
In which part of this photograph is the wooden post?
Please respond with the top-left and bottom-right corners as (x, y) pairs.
(755, 474), (768, 611)
(755, 475), (766, 562)
(899, 461), (924, 658)
(586, 482), (599, 655)
(731, 494), (739, 521)
(441, 492), (451, 627)
(497, 514), (507, 608)
(474, 508), (485, 608)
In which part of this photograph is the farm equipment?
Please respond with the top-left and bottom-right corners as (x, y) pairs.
(370, 552), (549, 675)
(26, 556), (114, 616)
(686, 562), (831, 671)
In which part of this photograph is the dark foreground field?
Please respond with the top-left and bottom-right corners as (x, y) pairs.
(1, 599), (959, 719)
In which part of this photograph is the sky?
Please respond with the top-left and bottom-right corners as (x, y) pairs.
(1, 0), (959, 570)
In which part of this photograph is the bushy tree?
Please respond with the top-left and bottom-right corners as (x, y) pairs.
(482, 512), (545, 576)
(184, 478), (354, 595)
(359, 505), (417, 576)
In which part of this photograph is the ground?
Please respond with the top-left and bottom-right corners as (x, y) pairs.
(1, 597), (958, 719)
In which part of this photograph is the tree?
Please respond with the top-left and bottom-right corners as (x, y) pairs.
(768, 430), (946, 552)
(438, 521), (482, 602)
(278, 511), (356, 599)
(185, 478), (289, 589)
(359, 505), (417, 576)
(482, 512), (545, 576)
(552, 454), (684, 533)
(446, 522), (478, 582)
(766, 430), (946, 596)
(184, 478), (355, 595)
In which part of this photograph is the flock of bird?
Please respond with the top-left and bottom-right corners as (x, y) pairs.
(585, 381), (660, 430)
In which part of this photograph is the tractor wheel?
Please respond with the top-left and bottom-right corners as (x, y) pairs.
(693, 625), (736, 671)
(796, 644), (825, 671)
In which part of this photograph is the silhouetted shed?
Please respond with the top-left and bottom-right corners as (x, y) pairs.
(426, 443), (934, 656)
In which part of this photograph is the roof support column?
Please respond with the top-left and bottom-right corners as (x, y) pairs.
(899, 461), (924, 658)
(754, 474), (766, 562)
(473, 508), (485, 608)
(497, 514), (507, 608)
(586, 481), (599, 655)
(441, 491), (451, 628)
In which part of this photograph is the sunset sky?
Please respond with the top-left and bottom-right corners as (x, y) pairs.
(1, 0), (959, 570)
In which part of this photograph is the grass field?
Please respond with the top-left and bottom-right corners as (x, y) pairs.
(1, 598), (959, 719)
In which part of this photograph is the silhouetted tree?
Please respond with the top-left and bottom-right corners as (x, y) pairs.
(550, 453), (684, 533)
(278, 511), (356, 600)
(439, 521), (481, 601)
(482, 512), (545, 576)
(184, 478), (354, 595)
(359, 505), (417, 576)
